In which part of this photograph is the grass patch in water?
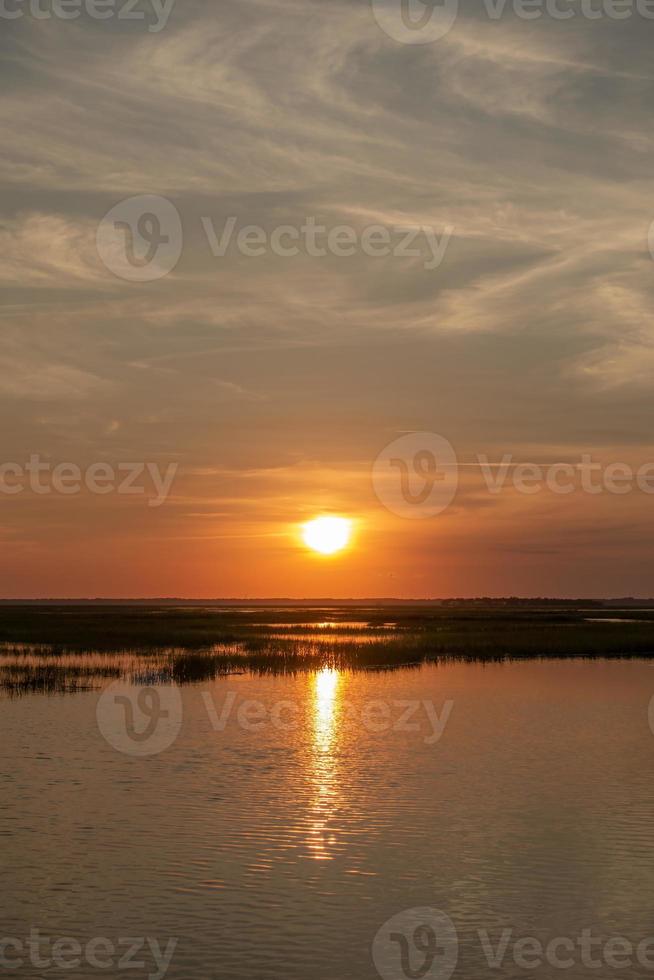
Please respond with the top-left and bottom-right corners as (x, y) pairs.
(2, 603), (654, 694)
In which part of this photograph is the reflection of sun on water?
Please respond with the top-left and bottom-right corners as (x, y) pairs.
(314, 667), (340, 752)
(308, 668), (342, 860)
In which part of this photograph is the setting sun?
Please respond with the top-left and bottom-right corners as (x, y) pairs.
(302, 517), (352, 556)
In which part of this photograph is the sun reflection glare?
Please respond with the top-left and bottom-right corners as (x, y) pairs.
(308, 667), (343, 860)
(314, 667), (339, 749)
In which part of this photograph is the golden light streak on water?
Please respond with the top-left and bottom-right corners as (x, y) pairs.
(307, 667), (343, 860)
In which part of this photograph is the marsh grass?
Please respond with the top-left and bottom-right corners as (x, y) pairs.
(0, 662), (122, 695)
(2, 604), (654, 695)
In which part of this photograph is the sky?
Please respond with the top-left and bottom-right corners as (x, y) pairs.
(2, 0), (654, 598)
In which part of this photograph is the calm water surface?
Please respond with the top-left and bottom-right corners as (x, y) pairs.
(2, 659), (654, 979)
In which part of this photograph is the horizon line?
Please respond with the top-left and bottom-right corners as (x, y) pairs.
(0, 596), (652, 604)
